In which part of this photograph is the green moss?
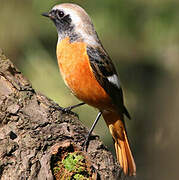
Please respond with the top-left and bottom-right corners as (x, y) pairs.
(52, 151), (91, 179)
(62, 152), (84, 172)
(74, 174), (88, 180)
(53, 166), (62, 174)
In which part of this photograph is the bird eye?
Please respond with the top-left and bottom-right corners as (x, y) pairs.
(57, 10), (65, 19)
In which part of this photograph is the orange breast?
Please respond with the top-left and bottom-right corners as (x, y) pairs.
(56, 37), (112, 110)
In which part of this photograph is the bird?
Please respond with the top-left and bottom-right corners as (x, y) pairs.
(42, 3), (136, 176)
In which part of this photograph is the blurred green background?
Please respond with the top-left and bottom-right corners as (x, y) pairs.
(1, 0), (179, 179)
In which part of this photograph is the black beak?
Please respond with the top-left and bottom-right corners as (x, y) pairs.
(42, 12), (56, 20)
(42, 12), (50, 18)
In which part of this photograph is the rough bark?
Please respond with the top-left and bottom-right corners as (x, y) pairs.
(0, 50), (122, 180)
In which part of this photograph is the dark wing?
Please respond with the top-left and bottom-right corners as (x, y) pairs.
(87, 46), (131, 119)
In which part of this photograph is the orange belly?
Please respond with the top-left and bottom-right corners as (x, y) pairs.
(56, 37), (112, 110)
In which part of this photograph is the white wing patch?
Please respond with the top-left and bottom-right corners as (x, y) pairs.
(107, 74), (120, 88)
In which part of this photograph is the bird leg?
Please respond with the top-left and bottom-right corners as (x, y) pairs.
(50, 102), (85, 114)
(83, 111), (102, 150)
(62, 102), (85, 112)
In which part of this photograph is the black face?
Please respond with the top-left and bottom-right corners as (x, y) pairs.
(42, 9), (72, 32)
(50, 10), (71, 23)
(42, 9), (79, 42)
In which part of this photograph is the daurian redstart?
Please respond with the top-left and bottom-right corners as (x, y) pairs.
(42, 3), (136, 176)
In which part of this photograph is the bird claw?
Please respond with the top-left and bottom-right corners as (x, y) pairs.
(49, 104), (75, 115)
(61, 106), (73, 113)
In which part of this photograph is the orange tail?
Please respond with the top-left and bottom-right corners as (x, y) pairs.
(102, 111), (136, 176)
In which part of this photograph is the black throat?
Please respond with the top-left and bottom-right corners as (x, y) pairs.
(53, 15), (80, 43)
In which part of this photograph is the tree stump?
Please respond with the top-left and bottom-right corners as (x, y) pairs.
(0, 50), (122, 180)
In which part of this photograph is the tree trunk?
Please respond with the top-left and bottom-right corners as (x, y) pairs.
(0, 50), (123, 180)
